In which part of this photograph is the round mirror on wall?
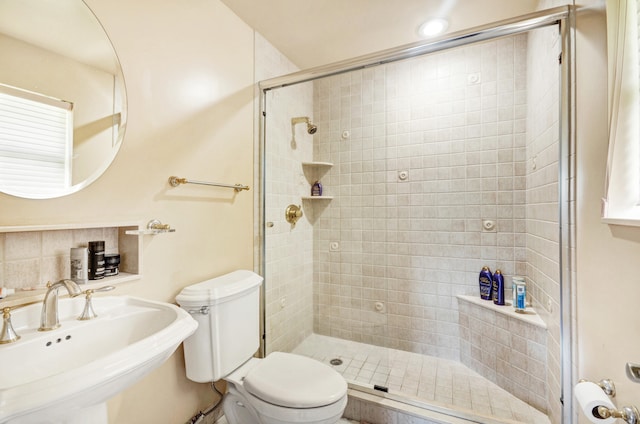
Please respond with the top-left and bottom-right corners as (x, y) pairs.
(0, 0), (127, 199)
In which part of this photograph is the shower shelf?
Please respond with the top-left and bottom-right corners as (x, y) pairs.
(302, 162), (333, 181)
(302, 162), (334, 203)
(301, 161), (333, 168)
(302, 196), (334, 200)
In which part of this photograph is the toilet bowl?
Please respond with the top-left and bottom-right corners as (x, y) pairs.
(176, 270), (348, 424)
(223, 353), (347, 424)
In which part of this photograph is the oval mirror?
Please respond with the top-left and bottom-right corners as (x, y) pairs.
(0, 0), (127, 199)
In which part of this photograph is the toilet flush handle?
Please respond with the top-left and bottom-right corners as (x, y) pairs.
(187, 306), (209, 315)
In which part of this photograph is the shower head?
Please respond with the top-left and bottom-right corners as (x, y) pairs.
(307, 122), (317, 134)
(291, 116), (317, 135)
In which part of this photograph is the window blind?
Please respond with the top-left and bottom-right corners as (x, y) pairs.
(0, 84), (73, 195)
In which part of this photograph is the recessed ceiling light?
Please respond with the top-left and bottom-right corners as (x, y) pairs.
(418, 18), (449, 38)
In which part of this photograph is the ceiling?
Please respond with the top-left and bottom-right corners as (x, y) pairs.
(221, 0), (541, 69)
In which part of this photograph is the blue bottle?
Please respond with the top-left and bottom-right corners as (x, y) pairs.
(479, 266), (493, 300)
(514, 279), (527, 312)
(492, 269), (505, 305)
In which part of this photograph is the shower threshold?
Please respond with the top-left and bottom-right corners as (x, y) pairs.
(292, 334), (550, 424)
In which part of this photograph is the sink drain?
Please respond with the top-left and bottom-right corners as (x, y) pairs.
(330, 358), (343, 366)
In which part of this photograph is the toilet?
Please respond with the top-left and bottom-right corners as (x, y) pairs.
(176, 270), (348, 424)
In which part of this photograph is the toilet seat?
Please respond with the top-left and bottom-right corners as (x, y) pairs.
(225, 385), (347, 424)
(243, 352), (347, 408)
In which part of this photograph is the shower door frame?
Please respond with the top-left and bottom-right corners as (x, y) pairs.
(257, 6), (575, 423)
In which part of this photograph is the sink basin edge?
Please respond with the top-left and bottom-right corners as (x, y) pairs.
(0, 295), (198, 423)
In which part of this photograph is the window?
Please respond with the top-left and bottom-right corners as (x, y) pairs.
(603, 0), (640, 225)
(0, 84), (73, 196)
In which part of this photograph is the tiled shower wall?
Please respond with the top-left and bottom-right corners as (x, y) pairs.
(257, 33), (316, 354)
(312, 35), (530, 360)
(525, 24), (562, 424)
(261, 28), (562, 421)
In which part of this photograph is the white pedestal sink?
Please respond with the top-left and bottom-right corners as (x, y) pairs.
(0, 296), (198, 423)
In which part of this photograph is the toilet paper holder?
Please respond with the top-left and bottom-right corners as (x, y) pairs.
(593, 405), (639, 424)
(579, 378), (617, 397)
(578, 378), (639, 424)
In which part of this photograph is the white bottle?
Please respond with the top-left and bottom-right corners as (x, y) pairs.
(70, 247), (89, 284)
(0, 287), (15, 299)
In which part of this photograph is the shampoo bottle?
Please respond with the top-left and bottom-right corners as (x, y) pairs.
(492, 269), (505, 305)
(311, 181), (323, 196)
(70, 247), (89, 284)
(88, 241), (105, 280)
(479, 266), (493, 300)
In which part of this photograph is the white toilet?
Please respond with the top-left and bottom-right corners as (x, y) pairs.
(176, 270), (348, 424)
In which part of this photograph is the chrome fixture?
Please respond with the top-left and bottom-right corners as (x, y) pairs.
(78, 286), (115, 321)
(627, 363), (640, 383)
(0, 307), (20, 344)
(595, 405), (639, 424)
(597, 379), (617, 397)
(578, 378), (637, 423)
(124, 219), (176, 235)
(285, 204), (303, 226)
(579, 378), (616, 397)
(39, 279), (83, 331)
(291, 116), (317, 135)
(186, 305), (210, 315)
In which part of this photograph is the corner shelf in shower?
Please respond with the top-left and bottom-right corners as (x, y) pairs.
(301, 162), (333, 181)
(301, 163), (334, 221)
(302, 196), (334, 201)
(301, 161), (333, 168)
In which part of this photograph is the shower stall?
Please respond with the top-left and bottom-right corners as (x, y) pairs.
(257, 7), (573, 424)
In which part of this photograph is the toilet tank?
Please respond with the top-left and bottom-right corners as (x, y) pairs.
(176, 270), (263, 382)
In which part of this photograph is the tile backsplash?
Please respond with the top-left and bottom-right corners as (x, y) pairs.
(0, 226), (135, 289)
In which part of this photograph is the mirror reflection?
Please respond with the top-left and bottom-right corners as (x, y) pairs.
(0, 0), (127, 199)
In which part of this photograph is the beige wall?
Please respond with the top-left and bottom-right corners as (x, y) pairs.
(0, 0), (255, 422)
(574, 0), (640, 421)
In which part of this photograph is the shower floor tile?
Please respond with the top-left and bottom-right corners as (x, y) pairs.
(292, 334), (551, 424)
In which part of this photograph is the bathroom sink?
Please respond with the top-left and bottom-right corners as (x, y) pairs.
(0, 296), (198, 423)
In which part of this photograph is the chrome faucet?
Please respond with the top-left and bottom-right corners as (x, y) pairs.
(0, 307), (20, 344)
(38, 279), (83, 331)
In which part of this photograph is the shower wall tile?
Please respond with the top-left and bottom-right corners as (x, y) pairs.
(308, 31), (561, 417)
(526, 24), (563, 424)
(313, 35), (529, 363)
(458, 297), (548, 413)
(257, 33), (315, 354)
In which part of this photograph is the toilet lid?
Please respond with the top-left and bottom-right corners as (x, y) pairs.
(243, 352), (347, 408)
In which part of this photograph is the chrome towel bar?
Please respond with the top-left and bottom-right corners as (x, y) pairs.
(168, 176), (250, 192)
